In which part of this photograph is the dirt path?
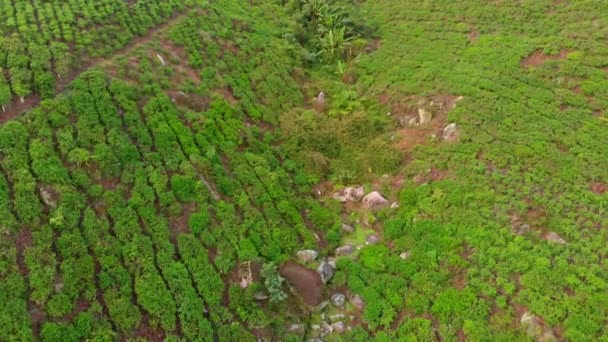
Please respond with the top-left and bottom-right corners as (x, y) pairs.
(0, 11), (191, 124)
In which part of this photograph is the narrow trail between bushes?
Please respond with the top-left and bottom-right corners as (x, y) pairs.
(0, 11), (191, 124)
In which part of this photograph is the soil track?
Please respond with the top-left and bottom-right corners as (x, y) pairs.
(0, 11), (191, 124)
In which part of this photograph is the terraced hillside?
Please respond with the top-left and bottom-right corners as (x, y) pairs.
(0, 0), (607, 341)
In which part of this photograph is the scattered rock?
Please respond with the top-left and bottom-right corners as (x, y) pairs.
(418, 108), (432, 125)
(349, 294), (365, 310)
(297, 250), (319, 263)
(316, 92), (326, 103)
(365, 234), (380, 245)
(54, 282), (63, 293)
(329, 314), (345, 322)
(341, 223), (354, 233)
(39, 186), (57, 208)
(287, 324), (305, 335)
(442, 123), (458, 141)
(399, 251), (412, 260)
(335, 244), (354, 256)
(362, 191), (389, 210)
(333, 186), (365, 202)
(331, 322), (346, 334)
(238, 261), (253, 288)
(317, 261), (335, 283)
(521, 312), (542, 337)
(313, 300), (329, 312)
(511, 223), (531, 235)
(331, 293), (346, 308)
(397, 115), (419, 127)
(156, 53), (166, 66)
(390, 202), (399, 209)
(328, 258), (337, 269)
(321, 323), (333, 336)
(545, 231), (566, 244)
(253, 292), (268, 301)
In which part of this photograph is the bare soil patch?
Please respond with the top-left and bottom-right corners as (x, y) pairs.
(521, 49), (571, 68)
(171, 202), (195, 234)
(0, 95), (41, 124)
(280, 261), (324, 307)
(468, 26), (479, 42)
(590, 182), (606, 194)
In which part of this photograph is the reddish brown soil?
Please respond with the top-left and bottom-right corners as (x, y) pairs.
(99, 177), (119, 190)
(134, 318), (164, 342)
(280, 261), (324, 307)
(468, 26), (479, 42)
(216, 87), (237, 104)
(392, 94), (460, 152)
(457, 328), (466, 341)
(62, 298), (90, 322)
(395, 126), (432, 152)
(590, 182), (607, 194)
(413, 167), (449, 184)
(521, 49), (571, 68)
(15, 229), (33, 276)
(0, 95), (41, 124)
(171, 202), (195, 234)
(453, 272), (467, 290)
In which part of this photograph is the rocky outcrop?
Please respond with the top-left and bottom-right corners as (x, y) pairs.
(317, 261), (335, 283)
(362, 191), (389, 210)
(335, 244), (354, 256)
(333, 187), (365, 202)
(544, 231), (566, 244)
(442, 123), (458, 140)
(297, 249), (318, 263)
(331, 293), (346, 308)
(349, 294), (365, 310)
(365, 234), (380, 245)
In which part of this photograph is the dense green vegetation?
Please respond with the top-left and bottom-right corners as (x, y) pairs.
(0, 0), (607, 341)
(0, 0), (199, 107)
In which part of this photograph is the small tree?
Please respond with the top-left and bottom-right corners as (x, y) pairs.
(0, 77), (11, 112)
(261, 263), (287, 303)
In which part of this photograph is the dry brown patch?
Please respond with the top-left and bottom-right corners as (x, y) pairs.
(135, 314), (165, 342)
(171, 202), (195, 234)
(521, 49), (571, 68)
(391, 94), (461, 152)
(413, 167), (449, 184)
(590, 182), (607, 194)
(468, 26), (479, 42)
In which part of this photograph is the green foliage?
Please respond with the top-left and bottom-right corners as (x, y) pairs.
(261, 263), (288, 303)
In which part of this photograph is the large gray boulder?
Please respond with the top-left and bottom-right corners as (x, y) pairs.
(349, 294), (365, 310)
(297, 249), (319, 263)
(341, 223), (354, 233)
(362, 191), (389, 210)
(521, 312), (542, 337)
(39, 186), (57, 208)
(545, 232), (566, 244)
(365, 234), (380, 245)
(331, 321), (346, 334)
(317, 261), (335, 283)
(512, 222), (531, 235)
(331, 293), (346, 308)
(442, 123), (458, 140)
(418, 108), (432, 125)
(335, 244), (354, 256)
(333, 187), (365, 202)
(287, 324), (305, 335)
